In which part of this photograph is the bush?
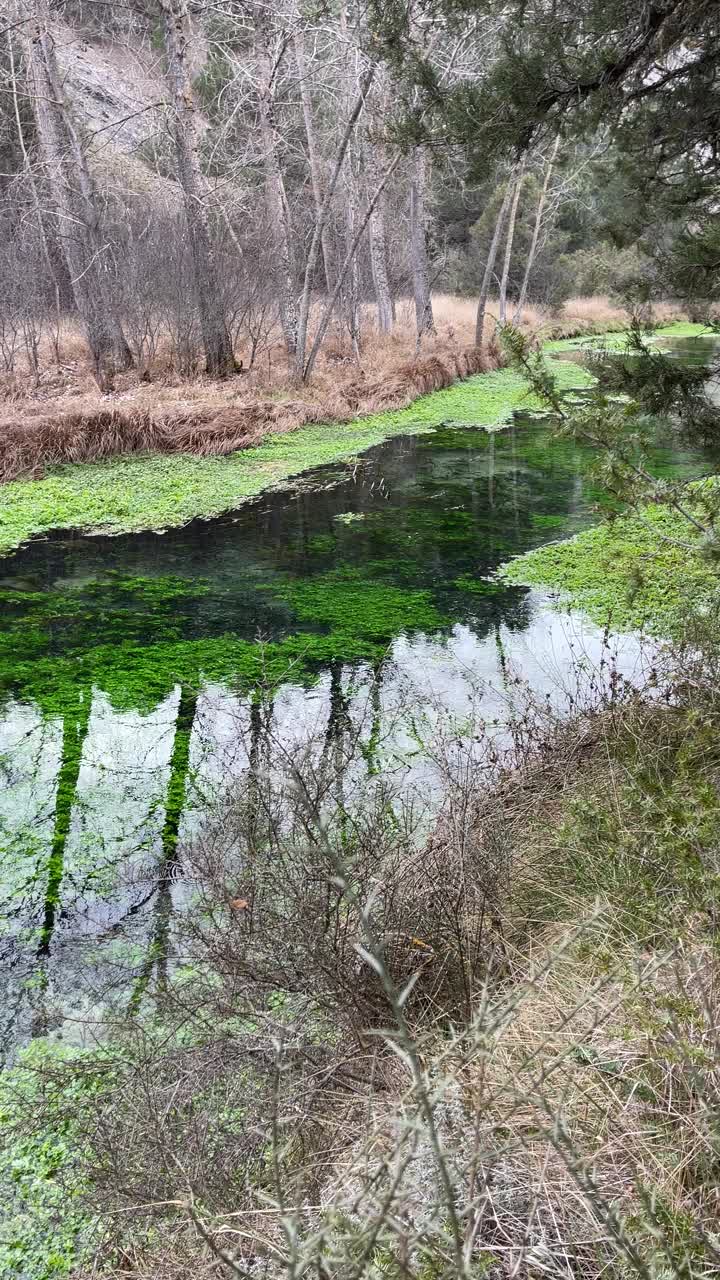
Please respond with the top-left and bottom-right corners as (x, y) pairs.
(559, 243), (651, 299)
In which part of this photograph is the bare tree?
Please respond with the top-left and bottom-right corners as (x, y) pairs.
(498, 155), (526, 324)
(475, 169), (515, 347)
(254, 2), (299, 357)
(6, 28), (61, 356)
(410, 146), (435, 341)
(294, 26), (335, 296)
(22, 0), (133, 388)
(366, 78), (394, 334)
(513, 135), (560, 323)
(157, 0), (237, 378)
(295, 57), (376, 376)
(302, 150), (402, 380)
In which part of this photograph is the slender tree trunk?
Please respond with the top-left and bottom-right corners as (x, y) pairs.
(345, 163), (361, 362)
(294, 29), (335, 295)
(498, 156), (526, 324)
(8, 33), (55, 287)
(254, 7), (299, 357)
(158, 0), (236, 377)
(475, 174), (515, 347)
(7, 29), (63, 361)
(24, 0), (132, 388)
(409, 147), (435, 342)
(513, 135), (561, 324)
(294, 62), (375, 377)
(303, 151), (401, 380)
(366, 136), (393, 333)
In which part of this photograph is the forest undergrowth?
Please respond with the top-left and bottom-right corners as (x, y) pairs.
(2, 622), (719, 1280)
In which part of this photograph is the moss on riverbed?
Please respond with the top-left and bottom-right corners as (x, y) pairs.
(501, 498), (720, 636)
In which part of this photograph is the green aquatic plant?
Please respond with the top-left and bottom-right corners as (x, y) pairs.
(501, 501), (720, 636)
(0, 1044), (102, 1279)
(279, 570), (448, 639)
(0, 361), (593, 557)
(452, 575), (505, 595)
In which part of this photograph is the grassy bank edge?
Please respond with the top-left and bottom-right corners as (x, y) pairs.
(500, 485), (720, 636)
(0, 322), (702, 559)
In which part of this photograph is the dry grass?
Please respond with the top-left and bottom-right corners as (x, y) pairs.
(0, 294), (687, 483)
(435, 291), (687, 341)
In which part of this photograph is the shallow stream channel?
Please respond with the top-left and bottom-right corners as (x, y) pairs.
(1, 333), (717, 1055)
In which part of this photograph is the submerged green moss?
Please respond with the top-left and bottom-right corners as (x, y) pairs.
(452, 574), (505, 596)
(279, 570), (448, 638)
(501, 500), (720, 636)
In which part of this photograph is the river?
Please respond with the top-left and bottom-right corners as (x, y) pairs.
(0, 334), (716, 1055)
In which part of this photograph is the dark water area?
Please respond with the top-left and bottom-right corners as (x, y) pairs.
(1, 339), (718, 1055)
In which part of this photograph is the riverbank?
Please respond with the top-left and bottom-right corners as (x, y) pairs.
(3, 640), (719, 1280)
(501, 490), (720, 637)
(0, 321), (701, 558)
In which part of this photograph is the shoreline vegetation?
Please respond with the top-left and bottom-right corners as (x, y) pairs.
(4, 634), (720, 1280)
(500, 492), (720, 637)
(0, 308), (700, 558)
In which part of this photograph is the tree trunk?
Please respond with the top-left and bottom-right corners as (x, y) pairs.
(367, 137), (393, 333)
(303, 151), (402, 380)
(158, 0), (236, 378)
(254, 7), (299, 357)
(8, 32), (56, 290)
(409, 147), (435, 341)
(294, 61), (375, 377)
(513, 135), (560, 325)
(475, 173), (515, 347)
(24, 0), (132, 388)
(498, 156), (526, 324)
(294, 29), (335, 296)
(345, 166), (361, 362)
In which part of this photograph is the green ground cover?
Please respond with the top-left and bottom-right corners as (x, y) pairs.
(501, 492), (720, 636)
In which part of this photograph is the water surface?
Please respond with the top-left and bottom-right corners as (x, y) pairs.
(1, 354), (717, 1054)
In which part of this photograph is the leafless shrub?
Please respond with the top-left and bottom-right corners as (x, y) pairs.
(5, 647), (720, 1279)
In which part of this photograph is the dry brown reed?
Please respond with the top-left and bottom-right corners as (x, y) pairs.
(0, 294), (687, 483)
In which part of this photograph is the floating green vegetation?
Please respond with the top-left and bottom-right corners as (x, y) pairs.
(452, 574), (505, 596)
(0, 567), (451, 721)
(501, 500), (720, 636)
(0, 361), (590, 557)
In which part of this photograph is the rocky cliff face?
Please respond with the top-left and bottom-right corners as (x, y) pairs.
(55, 25), (163, 154)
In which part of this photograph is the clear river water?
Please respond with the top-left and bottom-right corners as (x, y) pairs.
(1, 335), (717, 1055)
